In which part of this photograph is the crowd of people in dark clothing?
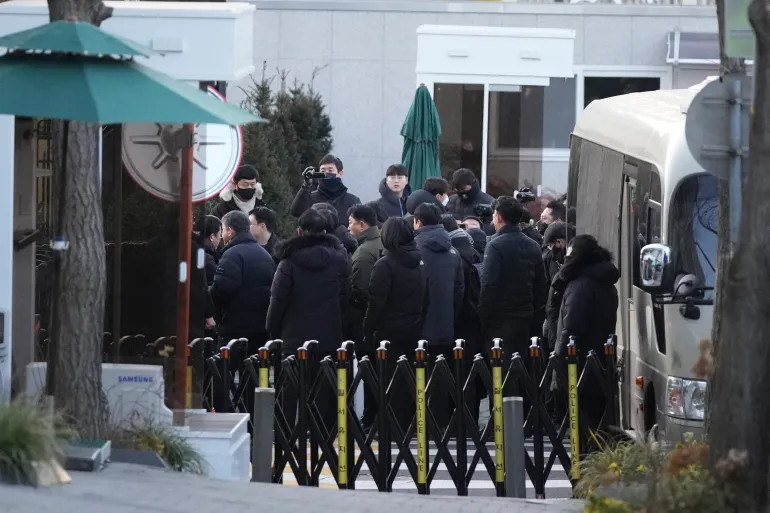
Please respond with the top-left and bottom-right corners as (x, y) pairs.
(200, 154), (620, 427)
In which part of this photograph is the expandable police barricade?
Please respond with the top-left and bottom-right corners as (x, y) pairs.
(200, 335), (620, 498)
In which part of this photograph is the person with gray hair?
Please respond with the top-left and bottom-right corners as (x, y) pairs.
(210, 210), (276, 354)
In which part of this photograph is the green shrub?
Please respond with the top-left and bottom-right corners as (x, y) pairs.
(110, 421), (206, 475)
(0, 400), (63, 484)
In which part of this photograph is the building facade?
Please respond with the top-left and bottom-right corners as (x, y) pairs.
(231, 0), (720, 202)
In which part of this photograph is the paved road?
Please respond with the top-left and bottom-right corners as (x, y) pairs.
(1, 463), (584, 513)
(281, 440), (573, 499)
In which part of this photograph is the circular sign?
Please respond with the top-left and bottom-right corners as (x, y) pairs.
(121, 87), (243, 203)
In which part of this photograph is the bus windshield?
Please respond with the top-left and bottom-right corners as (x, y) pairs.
(669, 173), (718, 294)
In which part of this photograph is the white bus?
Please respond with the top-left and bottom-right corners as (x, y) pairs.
(568, 82), (716, 441)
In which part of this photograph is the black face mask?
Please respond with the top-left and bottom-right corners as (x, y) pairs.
(234, 187), (256, 201)
(536, 220), (548, 235)
(457, 182), (479, 202)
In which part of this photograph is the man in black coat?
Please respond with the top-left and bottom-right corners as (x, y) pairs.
(478, 197), (547, 358)
(249, 207), (281, 262)
(266, 209), (351, 354)
(413, 204), (464, 348)
(311, 203), (358, 256)
(446, 168), (495, 234)
(406, 176), (451, 214)
(375, 164), (410, 218)
(209, 211), (276, 354)
(290, 154), (361, 227)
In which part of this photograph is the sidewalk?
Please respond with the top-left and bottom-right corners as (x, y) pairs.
(0, 463), (585, 513)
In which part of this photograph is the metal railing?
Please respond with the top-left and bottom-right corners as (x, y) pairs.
(200, 335), (621, 498)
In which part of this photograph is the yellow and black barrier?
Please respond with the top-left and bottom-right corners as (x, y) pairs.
(415, 341), (428, 495)
(337, 347), (348, 489)
(567, 337), (580, 482)
(258, 347), (270, 389)
(491, 338), (505, 497)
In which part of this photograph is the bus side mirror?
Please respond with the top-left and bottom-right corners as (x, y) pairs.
(640, 243), (671, 289)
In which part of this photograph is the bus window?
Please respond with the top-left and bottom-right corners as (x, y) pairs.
(669, 174), (718, 299)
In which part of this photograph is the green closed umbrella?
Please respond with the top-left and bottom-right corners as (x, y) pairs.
(401, 84), (442, 188)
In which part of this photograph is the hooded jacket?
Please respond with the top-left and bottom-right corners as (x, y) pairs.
(375, 178), (410, 218)
(209, 182), (266, 219)
(448, 229), (482, 319)
(415, 224), (465, 346)
(290, 178), (362, 227)
(554, 260), (620, 359)
(446, 184), (495, 232)
(209, 232), (275, 337)
(266, 233), (351, 352)
(364, 241), (426, 345)
(406, 188), (446, 215)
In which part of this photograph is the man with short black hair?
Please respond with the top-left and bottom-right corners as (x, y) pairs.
(376, 164), (410, 218)
(406, 176), (451, 214)
(290, 154), (361, 227)
(478, 196), (547, 357)
(413, 203), (464, 347)
(540, 199), (566, 229)
(267, 209), (351, 354)
(210, 211), (275, 354)
(210, 164), (265, 219)
(348, 205), (383, 314)
(249, 207), (280, 259)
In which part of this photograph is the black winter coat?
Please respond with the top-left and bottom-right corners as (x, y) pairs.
(203, 244), (219, 287)
(415, 225), (465, 346)
(523, 224), (544, 246)
(555, 261), (619, 360)
(266, 234), (351, 353)
(290, 179), (361, 227)
(449, 231), (481, 314)
(375, 179), (409, 218)
(406, 189), (445, 215)
(363, 241), (426, 346)
(209, 233), (275, 337)
(446, 187), (495, 234)
(478, 225), (547, 329)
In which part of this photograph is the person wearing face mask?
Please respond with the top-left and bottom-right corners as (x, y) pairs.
(375, 164), (411, 218)
(537, 199), (566, 237)
(210, 165), (265, 220)
(542, 221), (576, 352)
(446, 168), (495, 234)
(405, 176), (451, 214)
(290, 154), (362, 227)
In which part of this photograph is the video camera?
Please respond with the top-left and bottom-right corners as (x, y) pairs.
(473, 203), (493, 219)
(302, 166), (327, 183)
(513, 187), (537, 204)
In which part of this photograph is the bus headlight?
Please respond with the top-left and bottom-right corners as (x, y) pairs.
(665, 377), (707, 421)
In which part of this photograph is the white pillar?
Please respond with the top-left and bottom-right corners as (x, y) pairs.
(0, 114), (14, 404)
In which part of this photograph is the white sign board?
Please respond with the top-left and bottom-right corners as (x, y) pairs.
(122, 87), (243, 203)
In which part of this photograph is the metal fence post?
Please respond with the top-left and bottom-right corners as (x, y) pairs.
(220, 342), (232, 413)
(491, 338), (505, 497)
(503, 396), (526, 498)
(604, 335), (618, 430)
(336, 347), (349, 489)
(251, 387), (275, 483)
(453, 339), (467, 496)
(258, 346), (270, 389)
(376, 341), (390, 492)
(529, 337), (544, 499)
(297, 346), (309, 486)
(567, 337), (580, 482)
(415, 341), (429, 495)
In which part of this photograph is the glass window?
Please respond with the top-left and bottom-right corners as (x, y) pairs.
(433, 83), (484, 184)
(584, 77), (661, 108)
(669, 174), (718, 294)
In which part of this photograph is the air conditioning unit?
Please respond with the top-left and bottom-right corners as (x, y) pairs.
(25, 363), (172, 426)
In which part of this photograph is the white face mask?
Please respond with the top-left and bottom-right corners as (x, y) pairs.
(441, 195), (449, 207)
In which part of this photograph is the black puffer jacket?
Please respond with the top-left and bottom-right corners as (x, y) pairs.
(555, 261), (619, 360)
(266, 234), (351, 353)
(290, 178), (361, 227)
(203, 244), (219, 287)
(449, 230), (481, 318)
(375, 179), (410, 218)
(415, 225), (464, 346)
(209, 233), (275, 337)
(406, 188), (445, 215)
(478, 225), (547, 328)
(363, 241), (426, 346)
(446, 186), (495, 234)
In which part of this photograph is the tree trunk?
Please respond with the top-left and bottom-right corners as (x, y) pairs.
(708, 1), (770, 510)
(706, 0), (745, 433)
(46, 0), (112, 438)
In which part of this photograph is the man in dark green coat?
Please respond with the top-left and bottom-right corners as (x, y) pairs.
(346, 205), (384, 341)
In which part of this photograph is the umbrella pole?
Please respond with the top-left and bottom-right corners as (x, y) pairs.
(174, 123), (194, 422)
